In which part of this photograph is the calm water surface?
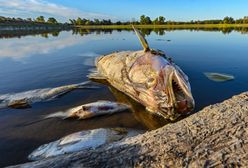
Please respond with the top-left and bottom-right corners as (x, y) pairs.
(0, 29), (248, 166)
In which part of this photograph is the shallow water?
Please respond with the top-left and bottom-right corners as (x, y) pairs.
(0, 28), (248, 166)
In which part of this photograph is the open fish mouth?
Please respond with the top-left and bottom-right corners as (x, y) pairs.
(158, 66), (194, 119)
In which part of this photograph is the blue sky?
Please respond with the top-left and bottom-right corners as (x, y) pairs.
(0, 0), (247, 22)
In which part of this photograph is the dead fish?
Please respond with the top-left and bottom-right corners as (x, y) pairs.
(204, 72), (234, 82)
(89, 26), (194, 120)
(0, 81), (98, 109)
(28, 128), (144, 161)
(45, 100), (129, 120)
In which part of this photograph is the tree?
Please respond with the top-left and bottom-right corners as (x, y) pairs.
(223, 16), (235, 24)
(47, 17), (58, 24)
(153, 17), (159, 25)
(85, 20), (92, 25)
(140, 15), (152, 24)
(76, 17), (83, 25)
(69, 19), (76, 25)
(243, 16), (248, 24)
(36, 16), (45, 22)
(26, 18), (32, 22)
(158, 16), (165, 24)
(94, 19), (100, 25)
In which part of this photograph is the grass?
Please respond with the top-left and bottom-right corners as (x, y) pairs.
(75, 24), (248, 29)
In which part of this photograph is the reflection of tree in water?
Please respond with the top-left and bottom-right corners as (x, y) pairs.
(51, 31), (60, 37)
(153, 28), (165, 35)
(41, 33), (48, 38)
(0, 29), (67, 39)
(140, 29), (152, 36)
(221, 27), (233, 34)
(1, 26), (248, 39)
(72, 29), (113, 36)
(235, 27), (248, 35)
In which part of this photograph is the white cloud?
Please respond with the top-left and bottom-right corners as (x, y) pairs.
(0, 0), (115, 21)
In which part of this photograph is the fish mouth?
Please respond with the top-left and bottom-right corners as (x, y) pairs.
(159, 66), (194, 119)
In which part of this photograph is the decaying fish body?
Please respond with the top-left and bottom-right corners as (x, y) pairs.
(89, 26), (194, 120)
(28, 128), (144, 161)
(0, 81), (97, 109)
(45, 100), (129, 119)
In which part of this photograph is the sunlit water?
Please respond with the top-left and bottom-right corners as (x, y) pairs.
(0, 29), (248, 166)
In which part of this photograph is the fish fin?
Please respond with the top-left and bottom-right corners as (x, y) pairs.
(74, 81), (99, 89)
(44, 111), (68, 119)
(87, 71), (107, 80)
(132, 25), (150, 52)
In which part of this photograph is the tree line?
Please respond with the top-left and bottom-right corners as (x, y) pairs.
(1, 15), (248, 26)
(69, 15), (248, 25)
(0, 16), (60, 24)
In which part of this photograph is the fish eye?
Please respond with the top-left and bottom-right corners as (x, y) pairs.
(146, 77), (156, 88)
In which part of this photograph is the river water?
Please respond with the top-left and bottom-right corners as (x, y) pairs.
(0, 28), (248, 166)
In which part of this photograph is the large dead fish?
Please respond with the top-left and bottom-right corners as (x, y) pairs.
(0, 81), (97, 109)
(28, 128), (144, 161)
(45, 100), (129, 119)
(89, 26), (194, 120)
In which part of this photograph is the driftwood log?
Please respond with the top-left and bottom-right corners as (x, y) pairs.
(10, 92), (248, 168)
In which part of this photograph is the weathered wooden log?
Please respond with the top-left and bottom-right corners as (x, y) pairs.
(10, 92), (248, 168)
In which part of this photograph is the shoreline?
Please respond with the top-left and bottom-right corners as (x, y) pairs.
(1, 23), (248, 30)
(75, 24), (248, 29)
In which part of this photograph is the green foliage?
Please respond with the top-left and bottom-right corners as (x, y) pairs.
(140, 15), (152, 24)
(26, 18), (32, 22)
(153, 16), (165, 25)
(158, 16), (165, 24)
(2, 15), (248, 26)
(36, 16), (45, 23)
(76, 17), (84, 25)
(243, 16), (248, 24)
(69, 19), (76, 25)
(223, 16), (235, 24)
(47, 17), (58, 24)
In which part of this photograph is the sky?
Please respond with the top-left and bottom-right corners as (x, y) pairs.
(0, 0), (248, 22)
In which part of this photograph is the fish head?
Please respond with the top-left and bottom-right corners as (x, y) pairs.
(129, 51), (194, 120)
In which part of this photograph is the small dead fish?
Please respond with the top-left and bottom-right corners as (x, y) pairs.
(204, 72), (234, 82)
(45, 101), (129, 120)
(28, 128), (144, 161)
(0, 81), (98, 109)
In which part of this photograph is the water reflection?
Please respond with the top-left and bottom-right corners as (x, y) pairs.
(90, 78), (184, 130)
(1, 26), (248, 40)
(0, 29), (69, 39)
(109, 86), (170, 130)
(72, 27), (248, 36)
